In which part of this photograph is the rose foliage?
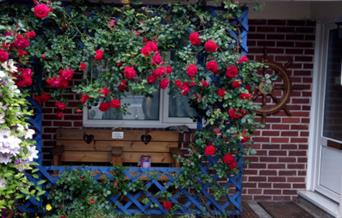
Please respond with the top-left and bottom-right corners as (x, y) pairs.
(0, 0), (262, 208)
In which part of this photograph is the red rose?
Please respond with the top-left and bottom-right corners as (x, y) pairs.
(59, 69), (74, 80)
(181, 85), (190, 96)
(204, 40), (218, 52)
(204, 144), (216, 156)
(240, 92), (252, 100)
(79, 62), (87, 72)
(152, 52), (162, 65)
(162, 200), (172, 210)
(34, 92), (51, 105)
(118, 80), (128, 92)
(159, 78), (169, 89)
(99, 102), (110, 112)
(99, 87), (110, 97)
(0, 49), (9, 62)
(25, 31), (36, 39)
(13, 35), (30, 49)
(145, 41), (158, 52)
(206, 60), (219, 74)
(111, 99), (121, 109)
(56, 111), (64, 119)
(141, 45), (152, 56)
(17, 68), (33, 87)
(152, 67), (165, 78)
(55, 101), (66, 110)
(33, 4), (51, 19)
(201, 80), (209, 88)
(228, 108), (243, 119)
(17, 49), (28, 57)
(147, 74), (156, 84)
(231, 79), (241, 88)
(166, 65), (173, 74)
(186, 64), (198, 78)
(238, 55), (249, 64)
(223, 154), (237, 169)
(225, 65), (238, 78)
(95, 49), (104, 60)
(217, 88), (226, 97)
(175, 79), (182, 88)
(123, 66), (137, 79)
(189, 32), (201, 46)
(80, 94), (89, 104)
(189, 81), (196, 87)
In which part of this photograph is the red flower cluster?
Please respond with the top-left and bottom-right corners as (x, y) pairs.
(111, 99), (121, 109)
(189, 32), (201, 46)
(159, 78), (169, 89)
(34, 92), (51, 105)
(80, 94), (89, 105)
(99, 87), (109, 97)
(0, 49), (9, 62)
(223, 154), (237, 169)
(175, 79), (190, 96)
(95, 49), (104, 60)
(239, 92), (252, 100)
(231, 79), (242, 88)
(55, 101), (66, 119)
(186, 64), (198, 78)
(99, 101), (110, 112)
(238, 55), (249, 64)
(206, 60), (219, 74)
(226, 65), (238, 78)
(16, 68), (33, 87)
(204, 144), (216, 156)
(162, 200), (172, 210)
(204, 40), (218, 53)
(79, 62), (87, 72)
(217, 88), (226, 97)
(123, 66), (137, 80)
(33, 3), (51, 19)
(13, 34), (30, 49)
(228, 108), (245, 119)
(118, 80), (128, 92)
(46, 68), (75, 89)
(140, 41), (158, 56)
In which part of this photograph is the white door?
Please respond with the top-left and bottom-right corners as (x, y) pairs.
(316, 24), (342, 202)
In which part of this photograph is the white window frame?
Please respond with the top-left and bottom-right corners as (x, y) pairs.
(83, 89), (197, 129)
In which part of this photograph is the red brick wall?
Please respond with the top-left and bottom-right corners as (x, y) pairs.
(245, 19), (315, 201)
(41, 19), (316, 201)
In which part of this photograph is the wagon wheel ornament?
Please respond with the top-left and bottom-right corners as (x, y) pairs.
(255, 60), (292, 123)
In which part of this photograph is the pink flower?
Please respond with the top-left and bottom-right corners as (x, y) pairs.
(159, 78), (169, 89)
(152, 67), (165, 78)
(33, 4), (51, 19)
(186, 64), (198, 78)
(189, 32), (201, 46)
(141, 41), (158, 56)
(59, 69), (75, 80)
(217, 88), (226, 97)
(108, 18), (116, 29)
(99, 102), (110, 112)
(124, 66), (137, 79)
(204, 144), (216, 156)
(95, 49), (104, 60)
(204, 40), (218, 52)
(238, 55), (249, 64)
(111, 99), (121, 109)
(166, 65), (173, 74)
(206, 60), (219, 74)
(0, 49), (9, 62)
(225, 65), (238, 78)
(181, 85), (190, 96)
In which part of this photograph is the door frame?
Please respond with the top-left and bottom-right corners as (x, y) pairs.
(307, 21), (341, 202)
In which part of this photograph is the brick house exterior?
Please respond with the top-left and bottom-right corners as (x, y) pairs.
(40, 18), (316, 201)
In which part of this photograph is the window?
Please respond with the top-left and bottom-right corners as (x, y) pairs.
(83, 89), (196, 128)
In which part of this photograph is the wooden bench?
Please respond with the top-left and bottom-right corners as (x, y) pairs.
(54, 128), (181, 167)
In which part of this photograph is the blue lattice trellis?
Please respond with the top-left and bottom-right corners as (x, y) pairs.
(19, 6), (250, 216)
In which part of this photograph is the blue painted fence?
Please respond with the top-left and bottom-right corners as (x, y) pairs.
(21, 6), (249, 216)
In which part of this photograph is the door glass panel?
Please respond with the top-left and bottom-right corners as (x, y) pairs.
(323, 29), (342, 141)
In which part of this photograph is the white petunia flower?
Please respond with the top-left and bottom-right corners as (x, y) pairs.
(25, 145), (38, 162)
